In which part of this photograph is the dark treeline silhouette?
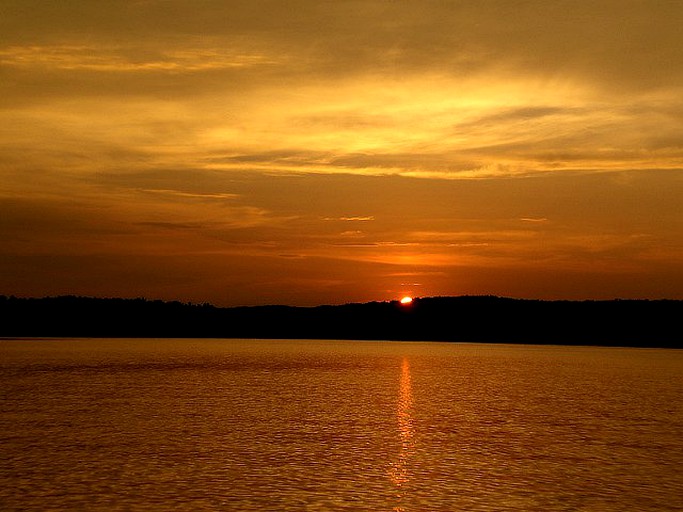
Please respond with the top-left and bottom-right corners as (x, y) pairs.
(0, 295), (680, 348)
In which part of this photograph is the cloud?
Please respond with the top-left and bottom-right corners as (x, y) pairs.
(323, 216), (375, 222)
(2, 2), (682, 182)
(137, 189), (239, 201)
(0, 44), (281, 72)
(2, 1), (682, 89)
(197, 74), (683, 179)
(520, 217), (549, 223)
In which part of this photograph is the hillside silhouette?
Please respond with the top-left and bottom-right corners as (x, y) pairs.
(0, 295), (680, 348)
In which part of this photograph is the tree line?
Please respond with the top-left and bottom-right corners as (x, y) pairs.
(0, 295), (680, 348)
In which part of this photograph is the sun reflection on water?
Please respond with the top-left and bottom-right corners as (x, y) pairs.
(389, 357), (415, 510)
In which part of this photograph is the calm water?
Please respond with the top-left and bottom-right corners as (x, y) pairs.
(1, 339), (682, 511)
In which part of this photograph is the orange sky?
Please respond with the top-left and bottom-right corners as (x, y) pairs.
(1, 1), (682, 306)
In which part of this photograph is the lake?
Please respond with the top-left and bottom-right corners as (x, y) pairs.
(1, 338), (682, 511)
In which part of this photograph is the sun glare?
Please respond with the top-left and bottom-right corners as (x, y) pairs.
(400, 296), (413, 304)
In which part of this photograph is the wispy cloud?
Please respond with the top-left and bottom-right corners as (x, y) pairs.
(138, 189), (239, 201)
(323, 216), (375, 222)
(0, 44), (281, 72)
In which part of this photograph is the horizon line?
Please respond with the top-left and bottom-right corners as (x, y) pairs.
(2, 293), (681, 310)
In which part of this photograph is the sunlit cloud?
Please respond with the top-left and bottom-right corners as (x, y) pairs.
(323, 216), (375, 222)
(138, 189), (239, 201)
(0, 44), (282, 72)
(520, 217), (549, 223)
(3, 64), (681, 183)
(198, 75), (683, 179)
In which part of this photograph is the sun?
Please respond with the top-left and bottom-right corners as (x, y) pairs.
(400, 296), (413, 305)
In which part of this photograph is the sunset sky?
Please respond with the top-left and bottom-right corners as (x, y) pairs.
(1, 1), (682, 306)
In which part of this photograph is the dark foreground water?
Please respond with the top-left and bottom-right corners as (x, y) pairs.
(1, 339), (682, 511)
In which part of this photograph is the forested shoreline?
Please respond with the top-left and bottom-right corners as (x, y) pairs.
(0, 295), (680, 348)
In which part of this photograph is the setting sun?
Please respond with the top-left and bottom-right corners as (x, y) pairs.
(400, 296), (413, 304)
